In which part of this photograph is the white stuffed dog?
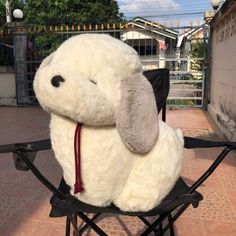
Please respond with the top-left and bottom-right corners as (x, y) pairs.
(34, 34), (183, 212)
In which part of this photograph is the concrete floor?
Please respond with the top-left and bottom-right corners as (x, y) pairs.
(0, 107), (235, 236)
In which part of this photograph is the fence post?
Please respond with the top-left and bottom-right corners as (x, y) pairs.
(202, 24), (209, 110)
(10, 23), (28, 104)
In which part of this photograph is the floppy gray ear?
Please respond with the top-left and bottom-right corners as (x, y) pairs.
(116, 73), (159, 153)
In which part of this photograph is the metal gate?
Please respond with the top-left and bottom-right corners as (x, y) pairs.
(10, 22), (209, 107)
(0, 30), (14, 68)
(141, 56), (206, 108)
(139, 24), (209, 108)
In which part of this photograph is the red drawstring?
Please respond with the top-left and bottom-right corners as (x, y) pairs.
(74, 123), (84, 194)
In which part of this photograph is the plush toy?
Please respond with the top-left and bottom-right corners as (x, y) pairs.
(34, 34), (183, 212)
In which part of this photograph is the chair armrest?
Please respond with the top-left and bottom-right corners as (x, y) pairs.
(0, 139), (64, 200)
(172, 138), (236, 225)
(0, 139), (51, 171)
(14, 149), (65, 200)
(0, 143), (16, 153)
(0, 139), (51, 153)
(184, 136), (236, 149)
(187, 144), (235, 193)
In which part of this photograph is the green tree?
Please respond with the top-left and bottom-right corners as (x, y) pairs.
(23, 0), (124, 25)
(0, 0), (24, 26)
(0, 3), (5, 25)
(189, 40), (207, 71)
(22, 0), (124, 57)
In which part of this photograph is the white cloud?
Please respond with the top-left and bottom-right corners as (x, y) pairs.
(118, 0), (180, 16)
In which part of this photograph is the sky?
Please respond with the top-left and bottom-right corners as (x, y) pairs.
(117, 0), (213, 26)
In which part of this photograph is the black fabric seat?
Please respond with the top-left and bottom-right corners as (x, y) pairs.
(50, 177), (203, 218)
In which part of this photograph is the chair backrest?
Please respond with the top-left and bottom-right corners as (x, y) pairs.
(143, 68), (170, 113)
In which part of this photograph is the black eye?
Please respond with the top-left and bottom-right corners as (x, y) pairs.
(51, 75), (65, 87)
(89, 80), (97, 85)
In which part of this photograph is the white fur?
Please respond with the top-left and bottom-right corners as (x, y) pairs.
(34, 34), (183, 212)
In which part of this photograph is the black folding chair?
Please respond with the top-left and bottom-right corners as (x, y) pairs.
(0, 69), (235, 236)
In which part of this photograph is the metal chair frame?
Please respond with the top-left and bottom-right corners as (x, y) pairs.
(0, 136), (235, 236)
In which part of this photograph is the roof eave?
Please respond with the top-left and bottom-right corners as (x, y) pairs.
(125, 22), (177, 40)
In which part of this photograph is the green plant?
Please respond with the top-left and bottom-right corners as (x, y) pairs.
(189, 40), (208, 71)
(167, 99), (195, 106)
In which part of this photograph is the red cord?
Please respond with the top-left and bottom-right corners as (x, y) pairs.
(74, 123), (84, 194)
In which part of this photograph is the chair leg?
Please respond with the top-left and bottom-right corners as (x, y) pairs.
(65, 216), (71, 236)
(79, 213), (101, 235)
(73, 214), (78, 236)
(138, 216), (160, 235)
(68, 214), (80, 236)
(158, 222), (163, 236)
(77, 212), (107, 236)
(162, 104), (167, 122)
(162, 205), (189, 235)
(140, 213), (169, 236)
(168, 214), (175, 236)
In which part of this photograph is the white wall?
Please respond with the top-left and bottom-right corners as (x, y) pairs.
(0, 67), (17, 105)
(208, 3), (236, 140)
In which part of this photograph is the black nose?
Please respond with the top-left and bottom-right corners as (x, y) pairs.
(51, 75), (65, 87)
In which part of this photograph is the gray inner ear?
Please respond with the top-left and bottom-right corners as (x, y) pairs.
(116, 73), (159, 153)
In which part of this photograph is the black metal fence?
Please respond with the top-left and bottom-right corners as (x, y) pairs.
(3, 23), (209, 107)
(0, 33), (14, 67)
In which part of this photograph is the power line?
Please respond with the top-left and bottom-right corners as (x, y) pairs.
(124, 11), (206, 18)
(122, 8), (210, 13)
(123, 10), (210, 16)
(121, 5), (211, 11)
(120, 3), (210, 8)
(119, 1), (212, 14)
(119, 0), (210, 6)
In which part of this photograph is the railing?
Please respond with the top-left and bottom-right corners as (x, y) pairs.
(0, 35), (14, 68)
(3, 23), (208, 107)
(141, 57), (205, 108)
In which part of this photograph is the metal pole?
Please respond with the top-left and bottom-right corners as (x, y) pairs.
(202, 24), (208, 109)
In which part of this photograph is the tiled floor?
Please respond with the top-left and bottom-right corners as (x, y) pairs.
(0, 107), (235, 236)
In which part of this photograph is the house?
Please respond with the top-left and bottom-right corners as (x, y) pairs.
(176, 24), (208, 72)
(177, 24), (206, 55)
(120, 17), (179, 69)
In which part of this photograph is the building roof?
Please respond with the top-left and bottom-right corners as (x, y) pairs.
(125, 17), (178, 40)
(180, 24), (205, 40)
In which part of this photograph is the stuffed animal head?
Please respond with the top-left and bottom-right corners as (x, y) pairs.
(34, 34), (159, 153)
